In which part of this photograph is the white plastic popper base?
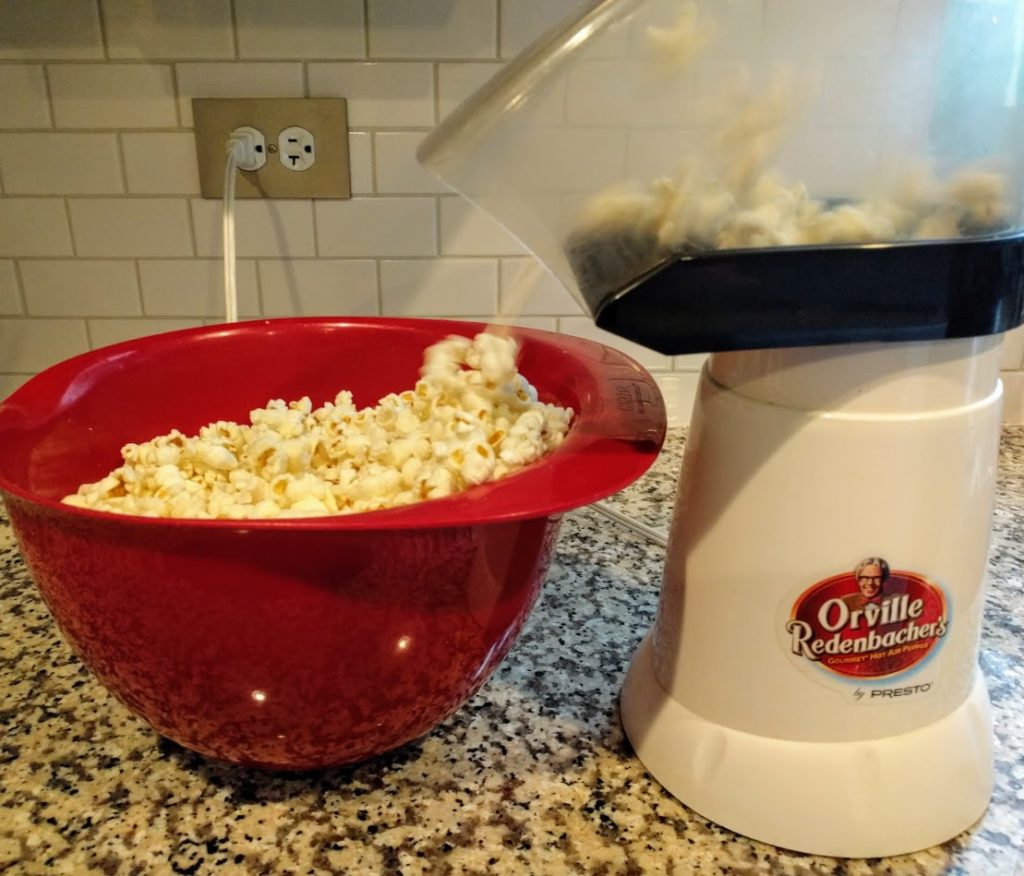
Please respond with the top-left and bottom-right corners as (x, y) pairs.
(621, 634), (993, 859)
(621, 337), (1002, 858)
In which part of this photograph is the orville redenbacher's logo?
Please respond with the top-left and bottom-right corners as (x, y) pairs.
(785, 557), (949, 679)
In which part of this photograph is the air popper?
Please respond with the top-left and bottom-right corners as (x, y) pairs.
(419, 0), (1024, 857)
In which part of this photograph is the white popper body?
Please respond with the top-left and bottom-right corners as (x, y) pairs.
(621, 337), (1001, 858)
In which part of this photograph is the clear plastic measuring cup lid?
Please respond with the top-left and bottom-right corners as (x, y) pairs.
(420, 0), (644, 175)
(419, 0), (1024, 311)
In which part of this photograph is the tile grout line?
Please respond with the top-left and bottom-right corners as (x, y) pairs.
(433, 194), (442, 257)
(61, 196), (78, 258)
(94, 0), (110, 61)
(495, 0), (503, 59)
(432, 61), (441, 125)
(375, 258), (384, 316)
(171, 60), (183, 128)
(83, 309), (94, 349)
(132, 258), (145, 316)
(255, 258), (266, 318)
(40, 63), (57, 129)
(363, 0), (372, 58)
(367, 124), (378, 195)
(11, 259), (29, 316)
(184, 195), (200, 260)
(311, 195), (320, 259)
(228, 0), (240, 60)
(370, 131), (380, 192)
(2, 56), (501, 65)
(171, 64), (185, 129)
(114, 132), (130, 194)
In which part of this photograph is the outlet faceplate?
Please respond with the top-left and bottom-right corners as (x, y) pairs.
(193, 98), (350, 199)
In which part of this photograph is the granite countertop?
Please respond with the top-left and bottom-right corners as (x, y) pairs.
(2, 429), (1022, 875)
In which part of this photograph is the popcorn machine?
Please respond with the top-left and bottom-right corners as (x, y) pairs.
(419, 0), (1024, 858)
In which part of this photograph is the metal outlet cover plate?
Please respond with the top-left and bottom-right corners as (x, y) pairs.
(193, 98), (351, 199)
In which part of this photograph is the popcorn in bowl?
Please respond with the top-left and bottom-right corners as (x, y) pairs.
(62, 332), (573, 519)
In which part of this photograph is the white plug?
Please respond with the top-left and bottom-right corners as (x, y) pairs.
(226, 126), (266, 171)
(278, 126), (315, 171)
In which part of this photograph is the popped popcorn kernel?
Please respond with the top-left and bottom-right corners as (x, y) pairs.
(62, 332), (574, 520)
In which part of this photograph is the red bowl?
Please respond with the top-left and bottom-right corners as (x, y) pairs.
(0, 317), (665, 769)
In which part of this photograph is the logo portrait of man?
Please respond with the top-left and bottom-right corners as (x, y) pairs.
(842, 557), (890, 612)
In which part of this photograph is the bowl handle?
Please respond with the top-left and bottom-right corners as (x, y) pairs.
(587, 357), (668, 447)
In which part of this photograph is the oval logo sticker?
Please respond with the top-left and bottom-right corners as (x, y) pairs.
(785, 557), (948, 679)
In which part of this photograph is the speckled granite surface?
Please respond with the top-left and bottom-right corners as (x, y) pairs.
(1, 428), (1022, 875)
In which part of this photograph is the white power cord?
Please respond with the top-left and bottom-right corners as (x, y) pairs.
(223, 127), (265, 324)
(590, 500), (670, 548)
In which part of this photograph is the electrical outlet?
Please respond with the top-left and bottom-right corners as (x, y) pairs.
(193, 98), (350, 199)
(279, 126), (315, 171)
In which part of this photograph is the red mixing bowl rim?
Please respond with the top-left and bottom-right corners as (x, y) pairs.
(0, 317), (667, 531)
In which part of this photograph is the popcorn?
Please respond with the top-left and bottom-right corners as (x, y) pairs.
(62, 332), (574, 520)
(569, 25), (1016, 289)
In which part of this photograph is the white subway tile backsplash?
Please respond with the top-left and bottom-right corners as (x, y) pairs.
(500, 0), (587, 58)
(484, 129), (626, 193)
(488, 315), (558, 332)
(176, 62), (305, 126)
(0, 318), (89, 371)
(653, 372), (699, 427)
(567, 59), (698, 127)
(433, 315), (558, 332)
(0, 374), (31, 400)
(380, 258), (497, 315)
(102, 0), (235, 60)
(0, 0), (104, 60)
(559, 316), (673, 371)
(49, 64), (178, 129)
(368, 0), (496, 59)
(775, 128), (879, 200)
(122, 133), (200, 194)
(626, 129), (703, 179)
(440, 198), (526, 256)
(763, 0), (900, 59)
(139, 259), (259, 317)
(1000, 326), (1024, 371)
(499, 258), (582, 316)
(816, 58), (898, 128)
(347, 131), (374, 194)
(191, 199), (315, 257)
(438, 60), (564, 126)
(0, 261), (22, 314)
(0, 199), (73, 257)
(21, 260), (141, 316)
(0, 66), (51, 128)
(437, 62), (502, 120)
(374, 132), (447, 194)
(235, 0), (365, 59)
(69, 199), (193, 257)
(88, 318), (203, 349)
(259, 259), (378, 316)
(315, 198), (435, 257)
(308, 63), (434, 127)
(0, 134), (123, 195)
